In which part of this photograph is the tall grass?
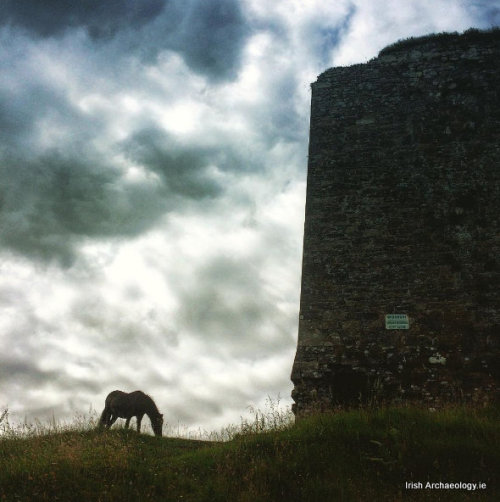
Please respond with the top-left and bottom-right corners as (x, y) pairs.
(378, 27), (500, 56)
(0, 407), (100, 439)
(0, 396), (293, 441)
(0, 402), (498, 501)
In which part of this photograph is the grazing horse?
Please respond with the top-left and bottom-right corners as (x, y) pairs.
(99, 390), (163, 436)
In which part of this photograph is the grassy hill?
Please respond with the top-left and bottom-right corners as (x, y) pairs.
(0, 405), (498, 501)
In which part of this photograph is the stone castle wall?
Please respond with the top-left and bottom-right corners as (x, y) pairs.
(291, 31), (500, 417)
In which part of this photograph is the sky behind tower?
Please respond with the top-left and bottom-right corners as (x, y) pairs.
(1, 0), (498, 431)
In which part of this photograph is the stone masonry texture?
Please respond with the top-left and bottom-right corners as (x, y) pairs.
(291, 30), (500, 417)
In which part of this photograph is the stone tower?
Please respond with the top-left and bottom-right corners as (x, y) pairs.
(291, 29), (500, 417)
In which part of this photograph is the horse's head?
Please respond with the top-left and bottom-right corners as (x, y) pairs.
(152, 413), (164, 437)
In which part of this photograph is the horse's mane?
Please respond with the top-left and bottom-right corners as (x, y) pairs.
(134, 390), (161, 416)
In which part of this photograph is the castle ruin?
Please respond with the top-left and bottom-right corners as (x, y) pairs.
(291, 30), (500, 417)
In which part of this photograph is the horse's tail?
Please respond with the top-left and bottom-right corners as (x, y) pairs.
(98, 407), (109, 429)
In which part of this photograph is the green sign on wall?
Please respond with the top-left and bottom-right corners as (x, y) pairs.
(385, 314), (409, 330)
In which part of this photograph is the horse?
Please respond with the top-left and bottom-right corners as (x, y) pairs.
(99, 390), (164, 437)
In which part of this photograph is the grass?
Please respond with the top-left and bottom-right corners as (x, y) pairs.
(0, 403), (498, 501)
(378, 27), (500, 57)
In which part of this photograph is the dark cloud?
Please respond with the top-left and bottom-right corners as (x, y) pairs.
(264, 73), (305, 144)
(169, 395), (225, 424)
(177, 255), (291, 356)
(166, 0), (251, 80)
(0, 151), (168, 265)
(0, 82), (57, 149)
(1, 0), (250, 81)
(463, 1), (499, 27)
(482, 7), (500, 26)
(0, 355), (100, 397)
(123, 127), (224, 199)
(0, 359), (59, 385)
(0, 0), (166, 39)
(0, 85), (227, 264)
(312, 6), (356, 65)
(0, 137), (228, 265)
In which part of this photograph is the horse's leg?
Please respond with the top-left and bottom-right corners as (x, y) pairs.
(137, 414), (144, 433)
(125, 417), (131, 429)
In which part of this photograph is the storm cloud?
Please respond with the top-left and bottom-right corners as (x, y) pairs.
(1, 0), (249, 80)
(1, 0), (165, 38)
(0, 151), (167, 264)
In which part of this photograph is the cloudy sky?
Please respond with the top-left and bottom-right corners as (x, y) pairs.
(1, 0), (498, 432)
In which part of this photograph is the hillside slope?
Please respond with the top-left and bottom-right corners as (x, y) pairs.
(0, 405), (498, 501)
